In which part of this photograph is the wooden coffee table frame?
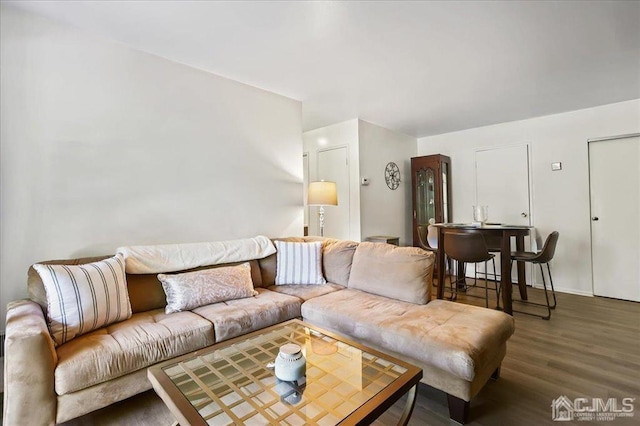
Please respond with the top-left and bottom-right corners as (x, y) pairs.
(148, 319), (422, 426)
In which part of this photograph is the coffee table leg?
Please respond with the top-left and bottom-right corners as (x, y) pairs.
(398, 384), (418, 426)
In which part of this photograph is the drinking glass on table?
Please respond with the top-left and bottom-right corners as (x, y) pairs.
(473, 205), (489, 226)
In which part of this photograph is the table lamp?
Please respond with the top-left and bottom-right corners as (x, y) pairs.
(307, 181), (338, 237)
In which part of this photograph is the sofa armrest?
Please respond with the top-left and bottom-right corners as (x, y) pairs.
(4, 299), (58, 426)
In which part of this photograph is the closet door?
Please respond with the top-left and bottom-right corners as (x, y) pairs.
(303, 153), (309, 234)
(590, 135), (640, 302)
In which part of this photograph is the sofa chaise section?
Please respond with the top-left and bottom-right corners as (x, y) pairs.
(301, 241), (516, 423)
(302, 290), (514, 397)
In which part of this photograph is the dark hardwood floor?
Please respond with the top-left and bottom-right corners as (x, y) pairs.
(58, 285), (640, 425)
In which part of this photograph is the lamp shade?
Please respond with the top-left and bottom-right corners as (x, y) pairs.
(307, 181), (338, 206)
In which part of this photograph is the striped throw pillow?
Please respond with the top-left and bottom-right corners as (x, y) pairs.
(33, 254), (132, 346)
(274, 241), (326, 285)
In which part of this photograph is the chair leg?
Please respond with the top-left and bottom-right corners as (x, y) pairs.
(536, 264), (552, 319)
(547, 263), (557, 309)
(448, 260), (459, 301)
(492, 257), (500, 309)
(509, 259), (553, 320)
(539, 264), (552, 320)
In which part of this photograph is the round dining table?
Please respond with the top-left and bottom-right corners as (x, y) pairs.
(433, 223), (532, 315)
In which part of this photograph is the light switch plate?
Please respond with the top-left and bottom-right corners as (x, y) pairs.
(551, 162), (562, 171)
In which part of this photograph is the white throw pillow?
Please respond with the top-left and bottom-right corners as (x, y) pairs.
(33, 254), (132, 346)
(274, 241), (326, 285)
(158, 262), (258, 314)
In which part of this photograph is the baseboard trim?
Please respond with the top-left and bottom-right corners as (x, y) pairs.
(530, 283), (593, 297)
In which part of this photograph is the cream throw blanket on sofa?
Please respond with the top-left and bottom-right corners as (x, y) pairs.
(117, 236), (276, 274)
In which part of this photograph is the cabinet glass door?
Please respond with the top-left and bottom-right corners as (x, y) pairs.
(416, 168), (436, 226)
(442, 163), (449, 223)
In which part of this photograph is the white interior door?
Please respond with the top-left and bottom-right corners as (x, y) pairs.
(590, 135), (640, 302)
(317, 147), (350, 240)
(475, 145), (532, 282)
(303, 153), (309, 230)
(476, 145), (531, 225)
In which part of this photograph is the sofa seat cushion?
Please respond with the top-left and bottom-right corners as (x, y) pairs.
(267, 283), (344, 301)
(192, 288), (301, 343)
(301, 289), (514, 382)
(55, 309), (214, 395)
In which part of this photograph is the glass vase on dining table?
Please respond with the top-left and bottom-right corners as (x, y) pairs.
(473, 205), (489, 227)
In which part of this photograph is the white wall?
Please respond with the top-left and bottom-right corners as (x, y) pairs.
(358, 120), (416, 246)
(303, 120), (361, 241)
(0, 6), (303, 331)
(303, 119), (417, 245)
(418, 99), (640, 296)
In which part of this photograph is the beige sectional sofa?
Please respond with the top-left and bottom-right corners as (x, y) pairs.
(4, 237), (514, 425)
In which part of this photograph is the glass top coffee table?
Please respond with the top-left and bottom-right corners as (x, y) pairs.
(148, 319), (422, 425)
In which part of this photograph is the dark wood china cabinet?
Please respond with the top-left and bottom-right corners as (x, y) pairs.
(411, 154), (452, 247)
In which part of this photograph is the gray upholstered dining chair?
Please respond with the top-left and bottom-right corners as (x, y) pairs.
(508, 231), (559, 320)
(444, 231), (499, 308)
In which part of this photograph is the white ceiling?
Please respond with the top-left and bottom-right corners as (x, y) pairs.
(7, 1), (640, 137)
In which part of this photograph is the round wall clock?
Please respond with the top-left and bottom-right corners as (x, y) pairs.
(384, 162), (400, 190)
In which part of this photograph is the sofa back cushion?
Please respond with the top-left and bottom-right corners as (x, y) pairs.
(348, 242), (434, 304)
(322, 239), (359, 285)
(259, 237), (358, 286)
(29, 257), (263, 314)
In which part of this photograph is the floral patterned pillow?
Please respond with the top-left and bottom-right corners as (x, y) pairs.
(158, 262), (258, 314)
